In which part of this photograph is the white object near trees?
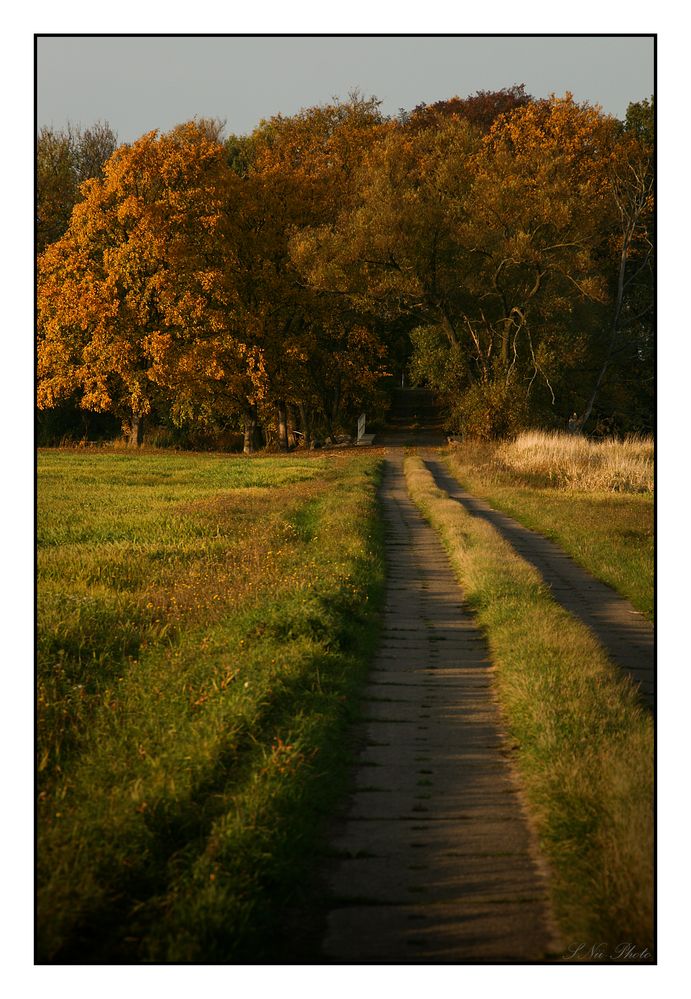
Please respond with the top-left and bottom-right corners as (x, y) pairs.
(356, 412), (375, 446)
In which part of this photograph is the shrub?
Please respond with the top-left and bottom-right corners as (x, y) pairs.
(454, 378), (529, 439)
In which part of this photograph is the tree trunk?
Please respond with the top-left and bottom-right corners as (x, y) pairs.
(287, 403), (298, 448)
(128, 413), (145, 448)
(243, 403), (259, 454)
(500, 317), (512, 368)
(299, 401), (313, 448)
(329, 379), (341, 437)
(277, 400), (289, 451)
(80, 410), (91, 441)
(441, 312), (459, 348)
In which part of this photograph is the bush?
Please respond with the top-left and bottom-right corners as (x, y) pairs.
(454, 378), (529, 439)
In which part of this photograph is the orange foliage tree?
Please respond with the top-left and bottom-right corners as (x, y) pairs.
(224, 94), (392, 448)
(37, 122), (255, 445)
(37, 92), (654, 446)
(37, 102), (392, 451)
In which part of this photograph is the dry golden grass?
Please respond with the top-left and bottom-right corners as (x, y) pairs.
(495, 431), (654, 493)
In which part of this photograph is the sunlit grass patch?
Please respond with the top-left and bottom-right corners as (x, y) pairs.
(496, 431), (654, 493)
(37, 450), (384, 962)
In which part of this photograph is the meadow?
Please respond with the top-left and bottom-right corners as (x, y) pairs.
(37, 449), (384, 962)
(36, 431), (655, 962)
(446, 432), (654, 618)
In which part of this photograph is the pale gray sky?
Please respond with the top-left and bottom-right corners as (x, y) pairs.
(36, 35), (654, 143)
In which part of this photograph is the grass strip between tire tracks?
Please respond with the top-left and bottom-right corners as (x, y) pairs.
(404, 455), (653, 957)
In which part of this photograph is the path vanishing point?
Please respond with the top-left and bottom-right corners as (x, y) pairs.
(319, 390), (654, 963)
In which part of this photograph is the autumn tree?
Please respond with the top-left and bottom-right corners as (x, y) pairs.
(37, 122), (247, 445)
(295, 94), (625, 437)
(405, 84), (533, 134)
(37, 91), (653, 449)
(222, 94), (392, 449)
(37, 122), (118, 253)
(292, 114), (498, 425)
(291, 113), (479, 362)
(450, 94), (621, 433)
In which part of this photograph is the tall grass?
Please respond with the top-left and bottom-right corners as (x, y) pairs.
(37, 450), (384, 962)
(405, 456), (654, 957)
(495, 431), (654, 493)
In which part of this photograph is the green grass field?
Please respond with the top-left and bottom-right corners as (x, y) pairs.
(37, 449), (384, 962)
(37, 437), (655, 963)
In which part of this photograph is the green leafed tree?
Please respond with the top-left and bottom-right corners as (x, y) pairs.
(579, 98), (654, 432)
(294, 95), (625, 437)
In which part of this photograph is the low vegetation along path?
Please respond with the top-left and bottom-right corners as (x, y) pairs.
(321, 449), (558, 961)
(425, 459), (654, 708)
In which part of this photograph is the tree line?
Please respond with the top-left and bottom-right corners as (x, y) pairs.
(36, 87), (654, 449)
